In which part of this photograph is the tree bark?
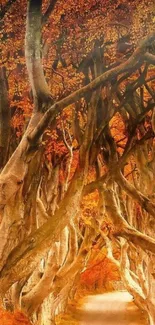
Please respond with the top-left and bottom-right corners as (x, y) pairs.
(0, 67), (10, 169)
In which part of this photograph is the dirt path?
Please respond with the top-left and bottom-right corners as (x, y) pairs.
(79, 291), (147, 325)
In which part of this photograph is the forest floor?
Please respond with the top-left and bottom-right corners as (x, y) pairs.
(56, 291), (147, 324)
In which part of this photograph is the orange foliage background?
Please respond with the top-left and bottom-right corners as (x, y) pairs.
(0, 309), (32, 325)
(80, 247), (120, 292)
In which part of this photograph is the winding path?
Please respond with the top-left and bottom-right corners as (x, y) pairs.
(79, 291), (147, 325)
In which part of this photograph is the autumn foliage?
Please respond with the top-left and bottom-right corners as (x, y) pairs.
(0, 0), (155, 324)
(0, 309), (32, 325)
(80, 247), (120, 291)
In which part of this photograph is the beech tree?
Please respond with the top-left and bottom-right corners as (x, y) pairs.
(0, 0), (155, 324)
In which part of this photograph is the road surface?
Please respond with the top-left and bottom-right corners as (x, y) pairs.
(79, 291), (147, 325)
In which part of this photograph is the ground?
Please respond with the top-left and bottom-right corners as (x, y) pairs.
(77, 291), (147, 325)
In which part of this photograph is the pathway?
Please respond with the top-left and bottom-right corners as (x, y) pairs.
(79, 291), (147, 325)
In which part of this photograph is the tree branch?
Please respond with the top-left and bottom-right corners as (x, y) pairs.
(115, 170), (155, 218)
(42, 0), (57, 26)
(28, 33), (155, 145)
(144, 52), (155, 65)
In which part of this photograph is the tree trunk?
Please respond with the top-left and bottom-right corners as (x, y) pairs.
(0, 67), (10, 169)
(25, 0), (52, 111)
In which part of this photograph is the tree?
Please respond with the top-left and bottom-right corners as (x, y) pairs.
(0, 0), (155, 324)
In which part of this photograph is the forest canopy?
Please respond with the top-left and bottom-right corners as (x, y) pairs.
(0, 0), (155, 324)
